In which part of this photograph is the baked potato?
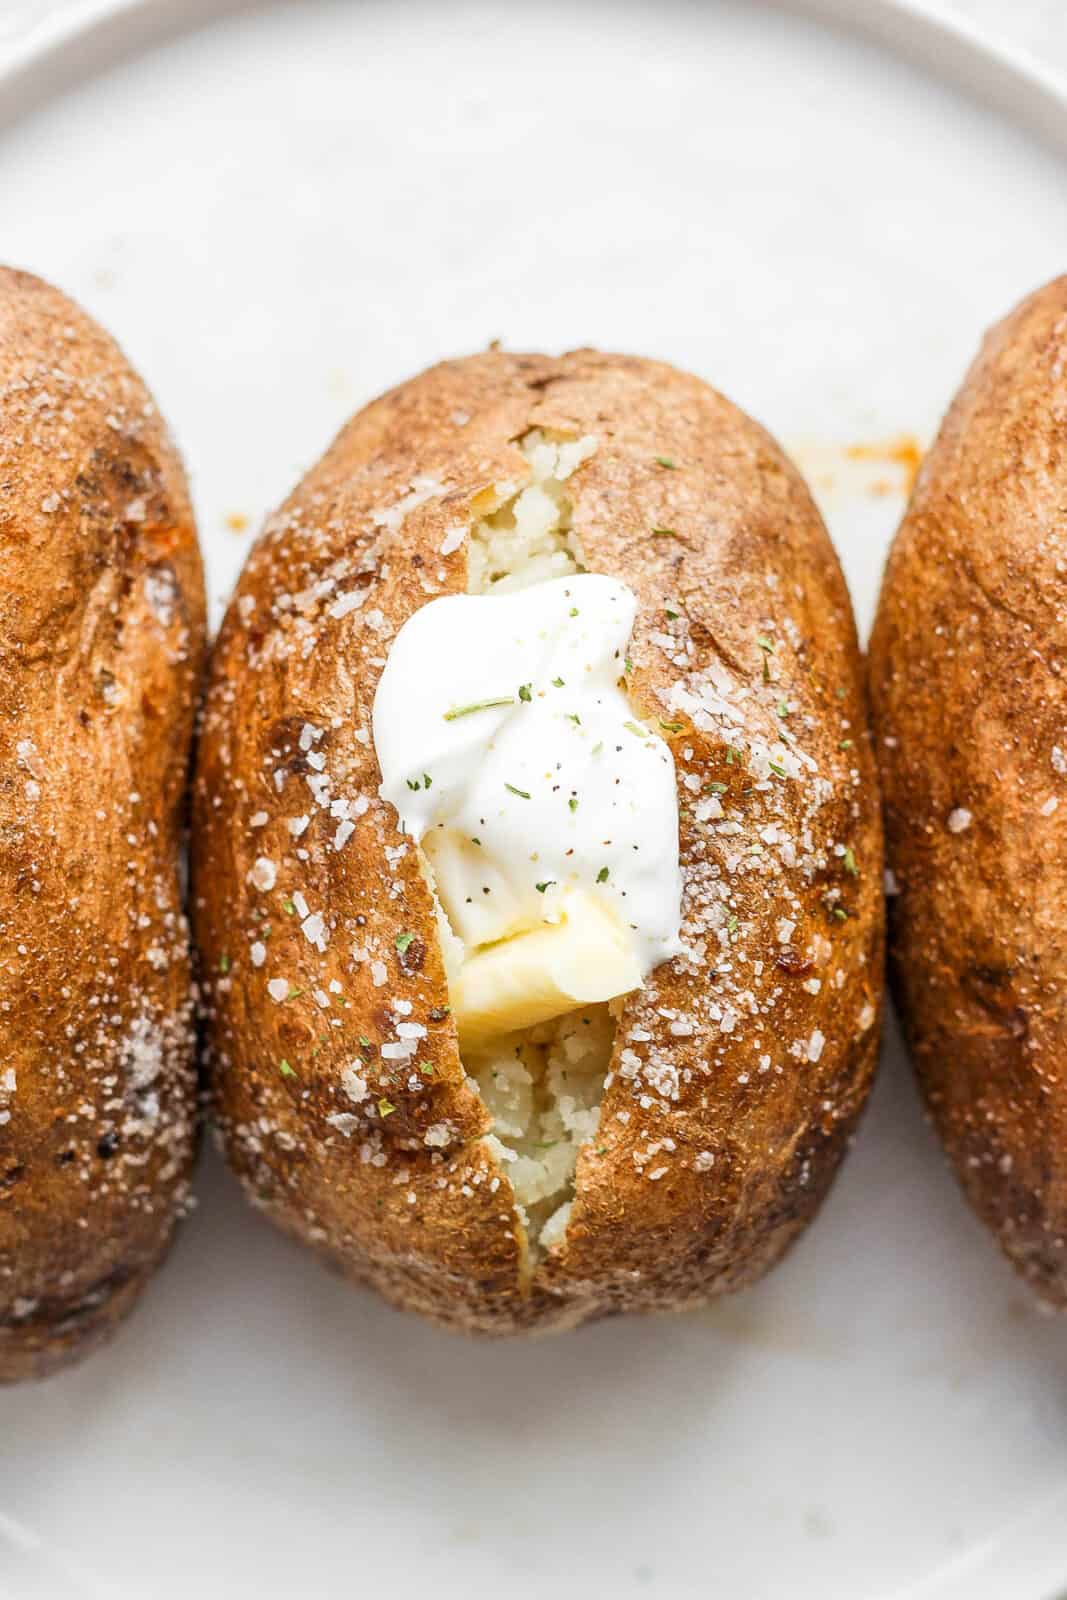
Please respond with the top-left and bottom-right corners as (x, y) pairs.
(0, 267), (206, 1380)
(193, 350), (883, 1334)
(870, 277), (1067, 1308)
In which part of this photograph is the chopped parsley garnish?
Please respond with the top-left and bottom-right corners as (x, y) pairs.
(518, 683), (532, 702)
(707, 781), (728, 794)
(591, 742), (603, 757)
(443, 696), (514, 721)
(658, 719), (683, 733)
(624, 657), (633, 675)
(757, 635), (776, 653)
(536, 880), (556, 893)
(655, 455), (678, 469)
(843, 846), (859, 876)
(651, 526), (679, 539)
(624, 720), (647, 738)
(665, 607), (680, 620)
(282, 898), (296, 915)
(278, 1060), (296, 1078)
(727, 914), (739, 933)
(569, 607), (579, 617)
(422, 773), (432, 789)
(596, 866), (610, 884)
(378, 1098), (396, 1118)
(839, 739), (853, 750)
(505, 783), (531, 799)
(395, 930), (415, 953)
(568, 796), (579, 812)
(218, 954), (230, 974)
(769, 760), (787, 778)
(777, 701), (790, 719)
(552, 676), (565, 688)
(566, 712), (581, 725)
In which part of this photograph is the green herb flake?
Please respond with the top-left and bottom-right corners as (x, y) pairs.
(655, 455), (678, 469)
(569, 607), (579, 618)
(218, 954), (230, 974)
(591, 742), (603, 757)
(566, 712), (581, 726)
(282, 898), (296, 916)
(843, 846), (859, 877)
(596, 866), (610, 884)
(839, 739), (853, 751)
(406, 777), (420, 791)
(568, 796), (579, 813)
(419, 1063), (435, 1077)
(708, 781), (728, 794)
(378, 1098), (396, 1118)
(278, 1059), (297, 1078)
(727, 914), (739, 933)
(624, 657), (633, 675)
(757, 635), (776, 653)
(395, 930), (415, 953)
(536, 880), (556, 894)
(665, 607), (680, 621)
(422, 773), (432, 789)
(359, 1036), (371, 1050)
(551, 676), (565, 688)
(287, 985), (303, 1000)
(518, 683), (532, 703)
(777, 701), (790, 719)
(658, 719), (683, 733)
(769, 760), (787, 778)
(833, 906), (849, 922)
(624, 720), (648, 739)
(443, 696), (514, 722)
(505, 782), (531, 800)
(651, 526), (679, 539)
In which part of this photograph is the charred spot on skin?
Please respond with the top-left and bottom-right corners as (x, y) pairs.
(96, 1132), (120, 1160)
(1, 1164), (24, 1190)
(397, 936), (426, 975)
(776, 946), (814, 977)
(54, 1149), (76, 1169)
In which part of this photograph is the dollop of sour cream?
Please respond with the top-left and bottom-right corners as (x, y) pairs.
(373, 573), (683, 981)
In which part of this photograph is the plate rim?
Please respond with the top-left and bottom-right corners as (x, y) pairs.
(2, 0), (1067, 146)
(0, 3), (1065, 1598)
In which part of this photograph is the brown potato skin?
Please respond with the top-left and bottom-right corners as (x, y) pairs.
(870, 278), (1067, 1308)
(194, 350), (883, 1333)
(0, 268), (206, 1380)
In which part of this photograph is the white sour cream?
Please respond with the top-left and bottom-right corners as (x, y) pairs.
(373, 573), (683, 986)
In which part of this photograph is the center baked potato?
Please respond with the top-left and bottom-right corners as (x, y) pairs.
(193, 350), (884, 1333)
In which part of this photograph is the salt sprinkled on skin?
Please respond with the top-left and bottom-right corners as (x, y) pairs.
(267, 978), (289, 1003)
(250, 856), (277, 891)
(947, 807), (972, 834)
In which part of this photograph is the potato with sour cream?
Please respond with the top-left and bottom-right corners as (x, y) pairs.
(193, 350), (884, 1333)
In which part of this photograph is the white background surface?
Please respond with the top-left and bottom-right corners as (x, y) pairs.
(1, 4), (1067, 1599)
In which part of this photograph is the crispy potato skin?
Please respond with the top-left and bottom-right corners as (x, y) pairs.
(194, 351), (883, 1333)
(0, 268), (206, 1380)
(870, 278), (1067, 1308)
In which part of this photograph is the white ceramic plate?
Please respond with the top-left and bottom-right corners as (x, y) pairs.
(2, 3), (1067, 1597)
